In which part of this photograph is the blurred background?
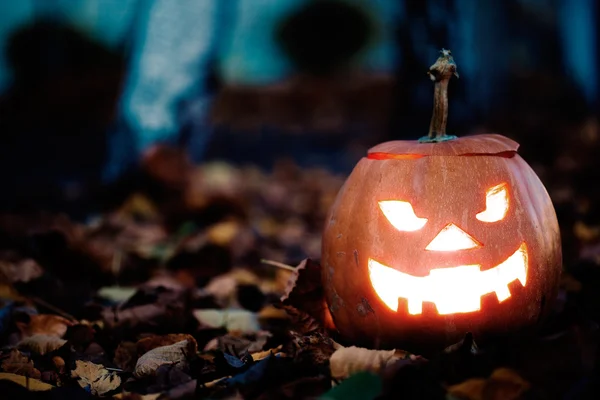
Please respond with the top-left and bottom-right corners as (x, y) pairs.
(0, 0), (598, 265)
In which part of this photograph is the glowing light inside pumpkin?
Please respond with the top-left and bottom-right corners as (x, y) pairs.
(476, 183), (509, 222)
(379, 201), (428, 231)
(425, 223), (481, 251)
(368, 243), (528, 315)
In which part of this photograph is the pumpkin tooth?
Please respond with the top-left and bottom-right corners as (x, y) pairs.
(407, 299), (423, 315)
(495, 285), (511, 302)
(516, 244), (528, 286)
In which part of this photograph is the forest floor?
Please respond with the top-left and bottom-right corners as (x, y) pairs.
(0, 135), (599, 399)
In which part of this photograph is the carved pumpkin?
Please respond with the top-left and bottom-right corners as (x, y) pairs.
(321, 50), (561, 350)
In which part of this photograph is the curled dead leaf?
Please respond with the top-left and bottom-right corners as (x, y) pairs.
(1, 349), (41, 379)
(447, 368), (530, 400)
(280, 259), (336, 332)
(17, 334), (67, 355)
(329, 346), (410, 380)
(71, 360), (121, 396)
(134, 340), (195, 378)
(16, 314), (74, 338)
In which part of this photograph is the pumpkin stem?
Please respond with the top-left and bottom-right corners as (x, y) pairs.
(420, 49), (459, 143)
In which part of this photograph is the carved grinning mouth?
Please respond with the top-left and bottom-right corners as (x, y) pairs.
(368, 243), (528, 315)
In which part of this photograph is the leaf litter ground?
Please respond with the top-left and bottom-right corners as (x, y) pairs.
(0, 148), (599, 400)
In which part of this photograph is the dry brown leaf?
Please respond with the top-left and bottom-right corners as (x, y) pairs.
(52, 356), (65, 373)
(203, 268), (262, 306)
(447, 368), (530, 400)
(329, 346), (409, 380)
(1, 349), (41, 379)
(17, 334), (67, 355)
(0, 258), (43, 283)
(0, 372), (54, 391)
(16, 314), (74, 338)
(574, 221), (600, 242)
(134, 340), (195, 378)
(251, 346), (285, 361)
(71, 360), (121, 396)
(285, 330), (337, 367)
(0, 283), (23, 299)
(193, 309), (260, 333)
(115, 193), (160, 221)
(280, 305), (323, 335)
(207, 220), (242, 246)
(280, 259), (336, 331)
(136, 334), (198, 356)
(258, 305), (289, 320)
(114, 341), (138, 372)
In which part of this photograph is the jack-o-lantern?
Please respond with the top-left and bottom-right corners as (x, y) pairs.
(321, 50), (561, 350)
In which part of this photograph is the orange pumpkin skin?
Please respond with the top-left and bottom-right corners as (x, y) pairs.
(321, 134), (562, 350)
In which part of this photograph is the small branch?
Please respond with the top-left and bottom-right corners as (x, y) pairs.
(30, 296), (77, 322)
(260, 259), (297, 272)
(420, 49), (459, 143)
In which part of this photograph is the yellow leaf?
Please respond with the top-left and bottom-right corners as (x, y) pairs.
(0, 372), (54, 391)
(447, 368), (530, 400)
(71, 360), (121, 396)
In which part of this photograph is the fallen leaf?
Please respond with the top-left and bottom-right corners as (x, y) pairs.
(1, 349), (41, 379)
(280, 259), (336, 331)
(52, 356), (65, 372)
(193, 309), (260, 333)
(285, 330), (336, 367)
(0, 259), (43, 283)
(101, 288), (187, 334)
(224, 354), (278, 387)
(136, 333), (198, 357)
(203, 268), (262, 306)
(134, 340), (195, 378)
(207, 220), (243, 246)
(257, 305), (289, 320)
(447, 368), (530, 400)
(115, 193), (161, 221)
(71, 360), (121, 396)
(0, 372), (54, 391)
(97, 286), (138, 303)
(329, 346), (409, 380)
(17, 334), (67, 355)
(251, 346), (285, 361)
(280, 305), (325, 335)
(146, 363), (193, 394)
(15, 314), (74, 338)
(203, 332), (271, 355)
(114, 341), (138, 372)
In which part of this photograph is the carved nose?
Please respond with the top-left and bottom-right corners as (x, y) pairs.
(425, 223), (481, 251)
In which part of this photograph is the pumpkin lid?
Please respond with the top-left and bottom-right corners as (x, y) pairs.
(367, 134), (519, 159)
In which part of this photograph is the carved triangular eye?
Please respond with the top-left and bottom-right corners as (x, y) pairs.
(476, 183), (509, 222)
(379, 201), (428, 231)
